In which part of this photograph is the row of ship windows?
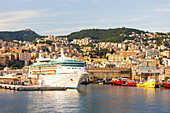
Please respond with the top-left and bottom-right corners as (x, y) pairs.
(67, 67), (81, 69)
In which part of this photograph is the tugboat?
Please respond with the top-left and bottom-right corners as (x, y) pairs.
(123, 80), (137, 87)
(137, 76), (159, 88)
(111, 78), (125, 86)
(136, 82), (144, 87)
(143, 79), (156, 88)
(164, 79), (170, 89)
(122, 74), (137, 87)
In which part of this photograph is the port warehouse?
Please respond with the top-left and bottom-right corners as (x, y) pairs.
(87, 68), (131, 80)
(0, 67), (165, 84)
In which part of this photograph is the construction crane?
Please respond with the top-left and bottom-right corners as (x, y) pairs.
(104, 66), (115, 83)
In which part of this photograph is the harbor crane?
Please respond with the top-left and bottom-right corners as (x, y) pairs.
(104, 66), (115, 83)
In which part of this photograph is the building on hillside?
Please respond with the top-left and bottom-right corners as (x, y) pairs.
(162, 51), (170, 58)
(107, 53), (124, 62)
(146, 49), (159, 58)
(0, 55), (9, 66)
(5, 53), (15, 62)
(48, 46), (55, 52)
(163, 59), (170, 67)
(19, 52), (31, 66)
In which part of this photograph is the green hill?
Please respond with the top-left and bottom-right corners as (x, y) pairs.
(0, 29), (44, 41)
(0, 28), (146, 43)
(67, 28), (145, 43)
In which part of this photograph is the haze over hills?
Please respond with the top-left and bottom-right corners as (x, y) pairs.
(0, 28), (169, 43)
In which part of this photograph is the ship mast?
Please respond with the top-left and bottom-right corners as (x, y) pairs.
(39, 50), (44, 60)
(61, 48), (65, 58)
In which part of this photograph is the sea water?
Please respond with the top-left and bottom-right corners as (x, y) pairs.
(0, 84), (170, 113)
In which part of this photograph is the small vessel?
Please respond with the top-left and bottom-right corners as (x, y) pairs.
(81, 78), (90, 85)
(111, 78), (125, 86)
(122, 74), (137, 87)
(143, 79), (156, 88)
(164, 79), (170, 89)
(137, 77), (159, 88)
(136, 76), (144, 87)
(28, 49), (88, 89)
(123, 80), (137, 87)
(143, 78), (159, 88)
(136, 82), (144, 87)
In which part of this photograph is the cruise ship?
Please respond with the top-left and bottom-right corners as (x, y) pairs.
(28, 49), (88, 89)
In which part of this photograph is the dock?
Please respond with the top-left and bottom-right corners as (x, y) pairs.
(0, 84), (66, 91)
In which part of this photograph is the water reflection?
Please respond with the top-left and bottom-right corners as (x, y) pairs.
(0, 85), (170, 113)
(24, 89), (83, 112)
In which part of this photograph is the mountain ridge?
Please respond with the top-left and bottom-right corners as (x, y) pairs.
(0, 28), (168, 42)
(0, 29), (44, 42)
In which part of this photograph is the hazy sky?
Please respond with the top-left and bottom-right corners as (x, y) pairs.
(0, 0), (170, 36)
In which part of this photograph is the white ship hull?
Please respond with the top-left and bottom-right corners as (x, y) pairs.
(30, 73), (88, 89)
(29, 49), (88, 89)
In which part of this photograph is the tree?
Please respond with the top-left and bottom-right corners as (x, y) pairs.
(164, 76), (169, 82)
(125, 45), (128, 51)
(110, 49), (115, 54)
(46, 40), (52, 45)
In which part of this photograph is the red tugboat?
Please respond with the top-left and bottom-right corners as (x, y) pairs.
(122, 75), (138, 87)
(111, 78), (125, 86)
(123, 80), (137, 87)
(164, 79), (170, 89)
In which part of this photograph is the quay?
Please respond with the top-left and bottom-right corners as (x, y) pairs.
(0, 84), (66, 91)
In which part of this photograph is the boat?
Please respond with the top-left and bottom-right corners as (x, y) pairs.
(122, 74), (137, 87)
(143, 79), (159, 88)
(143, 79), (156, 88)
(28, 49), (88, 89)
(111, 78), (125, 86)
(164, 79), (170, 89)
(123, 80), (137, 87)
(80, 78), (90, 85)
(103, 80), (113, 85)
(136, 76), (159, 88)
(136, 76), (144, 87)
(136, 82), (144, 87)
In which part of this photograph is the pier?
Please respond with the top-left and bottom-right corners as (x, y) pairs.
(0, 84), (66, 91)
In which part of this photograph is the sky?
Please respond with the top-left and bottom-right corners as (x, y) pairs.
(0, 0), (170, 36)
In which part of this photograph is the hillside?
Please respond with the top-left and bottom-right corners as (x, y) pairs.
(0, 29), (44, 41)
(67, 28), (145, 42)
(0, 28), (148, 43)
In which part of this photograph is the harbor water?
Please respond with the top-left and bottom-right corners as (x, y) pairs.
(0, 84), (170, 113)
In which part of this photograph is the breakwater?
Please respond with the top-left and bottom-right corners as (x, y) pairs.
(0, 84), (66, 91)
